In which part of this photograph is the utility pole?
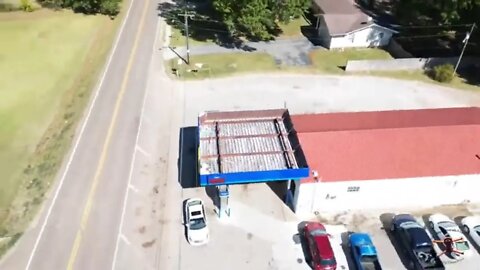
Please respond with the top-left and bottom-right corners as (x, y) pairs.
(454, 23), (476, 74)
(178, 1), (194, 64)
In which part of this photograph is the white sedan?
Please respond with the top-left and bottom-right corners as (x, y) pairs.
(184, 198), (209, 246)
(461, 216), (480, 248)
(428, 213), (472, 257)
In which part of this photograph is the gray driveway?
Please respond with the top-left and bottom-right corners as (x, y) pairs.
(164, 37), (317, 66)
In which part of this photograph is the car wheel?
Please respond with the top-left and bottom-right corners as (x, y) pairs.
(464, 225), (470, 234)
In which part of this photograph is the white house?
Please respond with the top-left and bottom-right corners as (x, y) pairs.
(288, 107), (480, 215)
(311, 0), (397, 49)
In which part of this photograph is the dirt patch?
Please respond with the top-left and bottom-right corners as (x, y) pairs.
(142, 239), (156, 248)
(409, 204), (472, 218)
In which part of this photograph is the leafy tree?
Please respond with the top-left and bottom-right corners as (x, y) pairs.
(395, 0), (480, 25)
(37, 0), (121, 16)
(212, 0), (310, 40)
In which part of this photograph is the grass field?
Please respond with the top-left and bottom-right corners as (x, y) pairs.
(168, 53), (278, 79)
(278, 17), (309, 38)
(0, 8), (121, 255)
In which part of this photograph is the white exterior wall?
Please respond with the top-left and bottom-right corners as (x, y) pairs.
(328, 25), (393, 49)
(295, 174), (480, 215)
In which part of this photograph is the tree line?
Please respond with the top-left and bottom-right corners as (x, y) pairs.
(394, 0), (479, 26)
(37, 0), (122, 16)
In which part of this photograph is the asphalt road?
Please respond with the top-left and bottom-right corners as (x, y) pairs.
(0, 0), (180, 269)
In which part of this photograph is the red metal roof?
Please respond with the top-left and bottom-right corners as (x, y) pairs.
(292, 108), (480, 183)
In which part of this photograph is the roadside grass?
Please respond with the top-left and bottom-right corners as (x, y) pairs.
(0, 7), (122, 256)
(167, 53), (278, 79)
(278, 17), (309, 38)
(166, 49), (479, 91)
(309, 48), (393, 73)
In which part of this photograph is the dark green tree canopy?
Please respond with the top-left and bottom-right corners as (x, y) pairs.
(212, 0), (310, 40)
(37, 0), (121, 16)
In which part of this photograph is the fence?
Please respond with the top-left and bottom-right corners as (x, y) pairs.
(345, 57), (480, 72)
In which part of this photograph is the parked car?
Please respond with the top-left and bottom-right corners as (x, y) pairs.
(428, 213), (472, 257)
(349, 232), (383, 270)
(184, 198), (209, 246)
(303, 222), (337, 270)
(390, 214), (445, 270)
(348, 233), (382, 270)
(461, 215), (480, 248)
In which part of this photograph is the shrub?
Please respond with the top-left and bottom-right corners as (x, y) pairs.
(431, 64), (455, 83)
(20, 0), (34, 12)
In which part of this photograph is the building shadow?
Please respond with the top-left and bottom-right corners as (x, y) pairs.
(178, 126), (198, 189)
(182, 199), (189, 241)
(379, 213), (414, 269)
(340, 231), (356, 270)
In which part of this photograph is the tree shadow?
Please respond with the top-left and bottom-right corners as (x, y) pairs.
(157, 0), (237, 47)
(457, 65), (480, 86)
(178, 126), (198, 189)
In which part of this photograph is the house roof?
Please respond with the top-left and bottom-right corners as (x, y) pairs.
(312, 0), (392, 36)
(292, 107), (480, 183)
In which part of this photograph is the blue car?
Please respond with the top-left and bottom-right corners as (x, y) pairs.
(349, 233), (382, 270)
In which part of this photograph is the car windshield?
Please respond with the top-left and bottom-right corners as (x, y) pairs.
(438, 221), (457, 229)
(189, 217), (206, 230)
(455, 241), (470, 251)
(310, 228), (327, 236)
(400, 221), (422, 230)
(320, 258), (336, 266)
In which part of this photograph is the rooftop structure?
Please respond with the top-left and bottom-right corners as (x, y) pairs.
(292, 107), (480, 183)
(198, 109), (309, 186)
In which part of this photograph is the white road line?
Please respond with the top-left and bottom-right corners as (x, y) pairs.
(136, 145), (151, 157)
(24, 1), (136, 270)
(110, 10), (162, 270)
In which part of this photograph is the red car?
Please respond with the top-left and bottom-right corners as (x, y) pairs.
(303, 222), (337, 270)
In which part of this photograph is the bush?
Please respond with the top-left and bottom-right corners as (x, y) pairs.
(431, 64), (455, 83)
(20, 0), (34, 12)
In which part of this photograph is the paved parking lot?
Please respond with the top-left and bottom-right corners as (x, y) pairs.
(177, 179), (480, 270)
(318, 205), (480, 270)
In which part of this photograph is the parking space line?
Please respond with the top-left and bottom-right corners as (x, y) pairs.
(128, 184), (139, 193)
(120, 234), (131, 246)
(136, 145), (151, 158)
